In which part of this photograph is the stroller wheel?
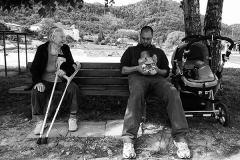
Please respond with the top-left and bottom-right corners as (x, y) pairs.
(215, 103), (230, 126)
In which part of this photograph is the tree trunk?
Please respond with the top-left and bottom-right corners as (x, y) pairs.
(204, 0), (224, 73)
(181, 0), (202, 39)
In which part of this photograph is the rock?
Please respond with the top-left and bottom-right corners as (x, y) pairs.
(60, 150), (65, 155)
(47, 153), (58, 159)
(236, 140), (240, 146)
(83, 154), (93, 159)
(107, 149), (113, 157)
(58, 141), (72, 147)
(21, 150), (32, 155)
(48, 141), (57, 148)
(0, 138), (8, 146)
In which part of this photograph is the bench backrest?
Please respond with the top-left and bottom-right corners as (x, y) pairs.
(27, 62), (128, 84)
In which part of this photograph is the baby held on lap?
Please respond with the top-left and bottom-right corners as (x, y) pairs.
(138, 50), (158, 75)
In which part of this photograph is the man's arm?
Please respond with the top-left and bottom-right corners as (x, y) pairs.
(121, 66), (137, 74)
(120, 47), (149, 75)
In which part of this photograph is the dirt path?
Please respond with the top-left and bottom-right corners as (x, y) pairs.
(1, 114), (240, 160)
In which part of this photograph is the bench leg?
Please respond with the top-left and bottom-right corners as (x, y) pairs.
(140, 101), (147, 135)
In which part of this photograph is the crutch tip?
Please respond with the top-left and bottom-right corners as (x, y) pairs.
(36, 138), (42, 145)
(42, 137), (48, 144)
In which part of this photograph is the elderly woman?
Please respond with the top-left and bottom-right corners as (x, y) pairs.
(30, 27), (81, 135)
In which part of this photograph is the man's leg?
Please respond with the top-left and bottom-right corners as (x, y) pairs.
(31, 80), (53, 134)
(122, 74), (149, 158)
(151, 77), (190, 158)
(57, 81), (80, 131)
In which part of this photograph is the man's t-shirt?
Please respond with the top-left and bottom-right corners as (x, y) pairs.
(120, 44), (170, 77)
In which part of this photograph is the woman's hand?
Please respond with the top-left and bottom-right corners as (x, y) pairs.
(56, 69), (66, 77)
(34, 82), (45, 92)
(73, 61), (81, 70)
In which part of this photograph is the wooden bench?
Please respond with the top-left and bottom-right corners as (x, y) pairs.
(8, 62), (129, 96)
(8, 62), (148, 121)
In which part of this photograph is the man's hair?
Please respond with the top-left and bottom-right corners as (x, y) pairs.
(140, 26), (153, 35)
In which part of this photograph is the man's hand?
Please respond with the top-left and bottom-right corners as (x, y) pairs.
(135, 65), (149, 75)
(34, 82), (45, 92)
(73, 61), (81, 70)
(56, 69), (66, 77)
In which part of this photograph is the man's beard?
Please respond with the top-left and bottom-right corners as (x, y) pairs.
(142, 43), (151, 48)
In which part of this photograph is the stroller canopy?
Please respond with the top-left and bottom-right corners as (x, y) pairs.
(172, 42), (209, 67)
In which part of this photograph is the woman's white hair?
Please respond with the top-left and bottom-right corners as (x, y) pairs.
(47, 27), (63, 41)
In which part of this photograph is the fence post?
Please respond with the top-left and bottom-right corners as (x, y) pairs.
(3, 32), (7, 76)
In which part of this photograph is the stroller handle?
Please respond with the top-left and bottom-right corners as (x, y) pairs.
(184, 35), (234, 60)
(181, 35), (203, 42)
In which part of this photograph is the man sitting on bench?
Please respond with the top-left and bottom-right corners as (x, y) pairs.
(120, 26), (191, 159)
(30, 27), (81, 135)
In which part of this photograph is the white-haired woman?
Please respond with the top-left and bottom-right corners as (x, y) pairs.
(30, 27), (81, 134)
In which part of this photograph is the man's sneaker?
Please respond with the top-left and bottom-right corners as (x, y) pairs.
(68, 118), (78, 131)
(174, 141), (191, 159)
(123, 143), (136, 159)
(34, 120), (48, 135)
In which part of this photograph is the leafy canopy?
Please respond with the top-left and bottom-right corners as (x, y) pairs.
(0, 0), (114, 17)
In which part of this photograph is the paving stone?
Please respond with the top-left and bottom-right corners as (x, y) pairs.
(105, 120), (124, 137)
(66, 122), (106, 137)
(27, 123), (68, 139)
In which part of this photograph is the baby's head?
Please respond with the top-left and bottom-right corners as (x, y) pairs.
(141, 50), (150, 58)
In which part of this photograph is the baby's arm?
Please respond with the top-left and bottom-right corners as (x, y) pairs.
(152, 54), (158, 63)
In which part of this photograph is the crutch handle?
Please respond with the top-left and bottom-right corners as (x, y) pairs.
(62, 69), (79, 83)
(63, 75), (71, 83)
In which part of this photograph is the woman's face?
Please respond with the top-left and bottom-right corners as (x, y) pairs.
(53, 30), (66, 47)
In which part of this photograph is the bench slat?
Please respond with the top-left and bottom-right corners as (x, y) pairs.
(8, 85), (30, 94)
(8, 85), (129, 96)
(26, 70), (125, 77)
(76, 70), (125, 77)
(27, 62), (121, 69)
(81, 63), (121, 69)
(26, 77), (128, 84)
(74, 78), (128, 85)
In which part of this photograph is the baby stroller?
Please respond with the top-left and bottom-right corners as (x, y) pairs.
(171, 35), (234, 126)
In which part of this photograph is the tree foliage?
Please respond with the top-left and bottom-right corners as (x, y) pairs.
(0, 0), (115, 17)
(164, 31), (185, 49)
(0, 0), (240, 46)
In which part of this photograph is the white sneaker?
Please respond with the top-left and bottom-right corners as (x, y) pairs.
(123, 143), (136, 159)
(68, 118), (78, 131)
(34, 120), (48, 135)
(174, 141), (191, 159)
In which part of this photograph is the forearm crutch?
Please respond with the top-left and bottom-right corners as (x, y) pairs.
(41, 69), (79, 144)
(36, 74), (58, 145)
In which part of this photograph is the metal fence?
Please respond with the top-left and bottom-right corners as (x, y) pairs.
(0, 30), (34, 76)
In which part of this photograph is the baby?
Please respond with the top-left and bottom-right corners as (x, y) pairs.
(138, 50), (158, 75)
